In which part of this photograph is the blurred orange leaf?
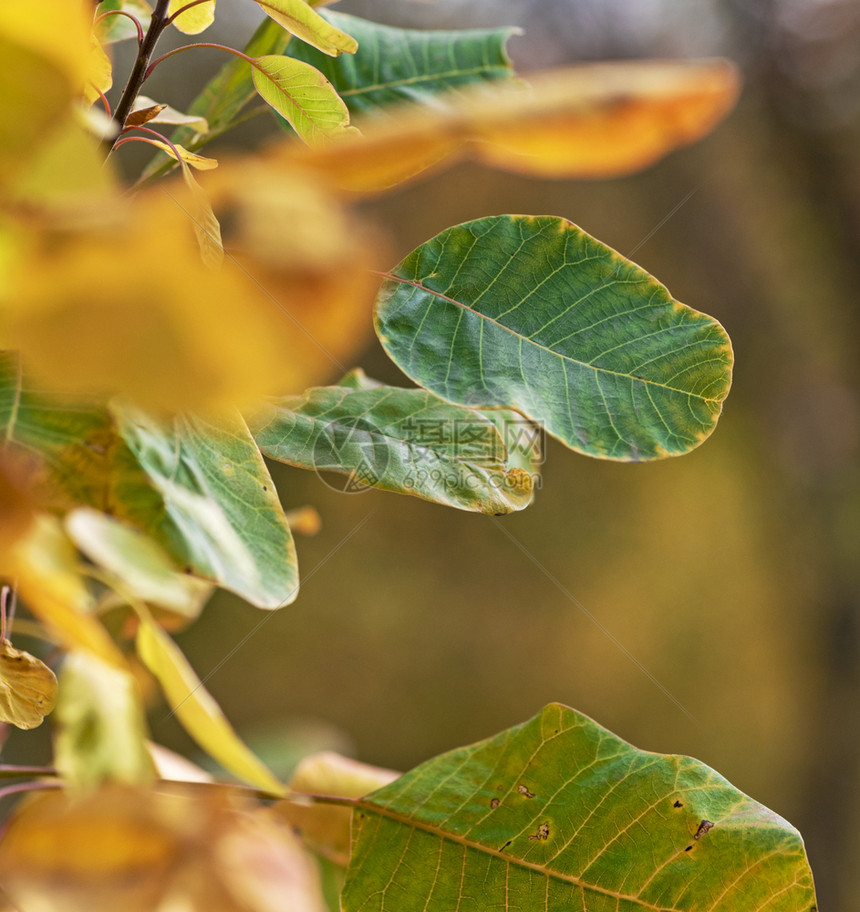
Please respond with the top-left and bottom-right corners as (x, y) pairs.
(277, 58), (740, 191)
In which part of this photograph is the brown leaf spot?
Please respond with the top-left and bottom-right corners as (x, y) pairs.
(490, 798), (500, 810)
(528, 823), (549, 841)
(517, 785), (535, 799)
(694, 820), (714, 840)
(673, 800), (683, 808)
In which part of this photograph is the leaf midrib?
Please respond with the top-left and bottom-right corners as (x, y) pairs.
(381, 273), (721, 402)
(340, 65), (511, 98)
(355, 798), (680, 912)
(260, 400), (508, 471)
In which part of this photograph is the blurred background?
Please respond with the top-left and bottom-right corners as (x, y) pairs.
(17, 0), (860, 909)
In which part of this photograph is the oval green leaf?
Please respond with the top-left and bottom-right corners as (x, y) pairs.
(375, 216), (733, 461)
(252, 54), (352, 146)
(288, 11), (517, 118)
(248, 383), (534, 513)
(136, 616), (284, 796)
(343, 703), (817, 912)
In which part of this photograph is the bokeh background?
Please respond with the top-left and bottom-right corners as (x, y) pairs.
(15, 1), (860, 909)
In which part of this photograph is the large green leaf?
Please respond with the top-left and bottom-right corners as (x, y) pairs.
(374, 216), (733, 461)
(342, 703), (817, 912)
(111, 402), (298, 609)
(248, 382), (534, 514)
(288, 11), (517, 118)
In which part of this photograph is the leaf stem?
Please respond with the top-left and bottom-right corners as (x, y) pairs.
(110, 0), (172, 141)
(146, 43), (253, 80)
(281, 791), (359, 809)
(95, 9), (145, 46)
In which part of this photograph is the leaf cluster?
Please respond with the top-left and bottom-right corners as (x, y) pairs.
(0, 1), (816, 910)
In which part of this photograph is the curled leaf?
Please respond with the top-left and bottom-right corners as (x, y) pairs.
(0, 638), (57, 730)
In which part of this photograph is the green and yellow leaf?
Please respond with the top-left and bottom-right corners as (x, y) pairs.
(256, 0), (357, 56)
(252, 55), (353, 145)
(342, 703), (817, 912)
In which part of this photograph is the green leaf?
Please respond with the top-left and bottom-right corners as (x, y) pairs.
(287, 11), (517, 118)
(138, 16), (291, 181)
(342, 703), (817, 912)
(0, 355), (298, 610)
(136, 616), (284, 795)
(374, 216), (733, 461)
(54, 651), (154, 787)
(251, 54), (352, 145)
(248, 383), (534, 513)
(255, 0), (357, 57)
(110, 402), (299, 610)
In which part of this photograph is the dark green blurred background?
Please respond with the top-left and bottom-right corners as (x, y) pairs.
(20, 1), (860, 909)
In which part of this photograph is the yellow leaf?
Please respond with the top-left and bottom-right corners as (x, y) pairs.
(0, 638), (57, 730)
(279, 752), (399, 864)
(0, 454), (36, 558)
(54, 651), (155, 786)
(0, 0), (92, 183)
(277, 58), (740, 192)
(146, 138), (219, 170)
(4, 163), (378, 410)
(168, 0), (215, 35)
(256, 0), (358, 56)
(136, 616), (285, 795)
(3, 515), (125, 667)
(85, 35), (112, 104)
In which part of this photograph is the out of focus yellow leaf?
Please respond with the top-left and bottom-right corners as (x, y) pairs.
(3, 167), (377, 410)
(0, 0), (91, 182)
(0, 454), (36, 557)
(136, 616), (285, 795)
(65, 508), (211, 619)
(85, 35), (112, 104)
(277, 58), (740, 192)
(0, 786), (325, 912)
(0, 638), (57, 730)
(279, 752), (399, 864)
(54, 651), (154, 786)
(168, 0), (215, 35)
(3, 515), (124, 667)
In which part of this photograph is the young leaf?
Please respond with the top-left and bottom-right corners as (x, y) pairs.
(255, 0), (357, 57)
(131, 95), (208, 131)
(136, 616), (284, 795)
(95, 1), (153, 45)
(146, 140), (218, 170)
(375, 215), (733, 461)
(138, 16), (292, 182)
(288, 11), (517, 118)
(111, 403), (299, 610)
(168, 0), (215, 35)
(248, 384), (534, 513)
(342, 703), (817, 912)
(252, 55), (353, 145)
(0, 639), (57, 730)
(54, 651), (154, 786)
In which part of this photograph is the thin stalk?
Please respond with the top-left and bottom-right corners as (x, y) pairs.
(146, 43), (252, 80)
(110, 0), (172, 142)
